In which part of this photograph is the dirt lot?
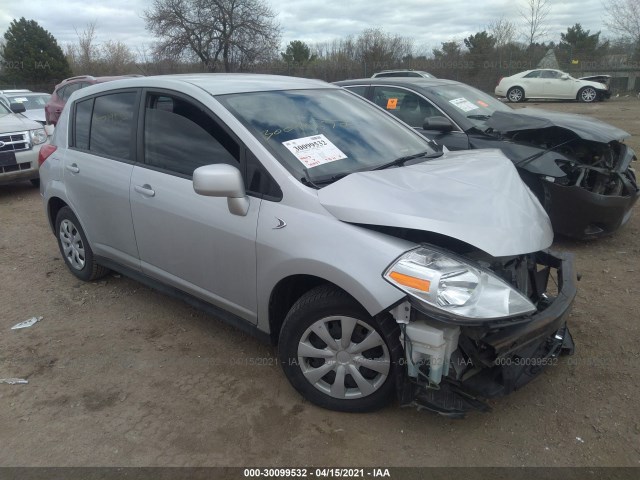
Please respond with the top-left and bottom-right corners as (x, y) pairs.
(1, 98), (639, 468)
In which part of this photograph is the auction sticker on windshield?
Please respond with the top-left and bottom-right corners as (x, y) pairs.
(449, 97), (479, 112)
(282, 134), (347, 168)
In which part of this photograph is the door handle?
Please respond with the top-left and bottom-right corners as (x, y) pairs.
(66, 164), (79, 173)
(134, 184), (155, 197)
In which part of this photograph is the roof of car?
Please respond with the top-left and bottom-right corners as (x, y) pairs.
(3, 91), (50, 96)
(335, 77), (461, 88)
(0, 89), (31, 94)
(74, 73), (335, 96)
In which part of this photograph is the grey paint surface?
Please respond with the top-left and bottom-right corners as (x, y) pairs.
(486, 108), (630, 143)
(318, 149), (553, 257)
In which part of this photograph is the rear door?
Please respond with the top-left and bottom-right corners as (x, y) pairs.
(63, 89), (141, 270)
(519, 70), (545, 97)
(129, 90), (260, 323)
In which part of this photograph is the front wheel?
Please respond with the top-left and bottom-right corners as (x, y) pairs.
(507, 87), (525, 103)
(278, 285), (401, 412)
(55, 206), (109, 281)
(578, 87), (597, 103)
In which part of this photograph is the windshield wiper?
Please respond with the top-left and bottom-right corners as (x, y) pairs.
(467, 114), (492, 120)
(308, 172), (352, 186)
(373, 151), (442, 171)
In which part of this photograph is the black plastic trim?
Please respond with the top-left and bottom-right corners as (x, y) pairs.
(94, 256), (271, 344)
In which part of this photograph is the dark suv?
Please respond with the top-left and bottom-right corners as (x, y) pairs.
(44, 74), (142, 125)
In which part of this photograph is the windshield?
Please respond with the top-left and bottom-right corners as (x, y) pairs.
(7, 94), (51, 110)
(0, 101), (11, 115)
(429, 84), (512, 129)
(217, 89), (434, 184)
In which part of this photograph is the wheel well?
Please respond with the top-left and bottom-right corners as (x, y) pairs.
(268, 275), (350, 345)
(577, 86), (596, 99)
(47, 197), (68, 232)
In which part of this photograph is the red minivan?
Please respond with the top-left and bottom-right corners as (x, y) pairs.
(45, 74), (142, 125)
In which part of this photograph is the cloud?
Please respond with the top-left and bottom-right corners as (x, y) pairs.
(0, 0), (614, 56)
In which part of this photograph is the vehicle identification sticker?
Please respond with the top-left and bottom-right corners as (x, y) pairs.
(282, 134), (347, 169)
(449, 97), (479, 112)
(13, 97), (28, 102)
(386, 98), (398, 109)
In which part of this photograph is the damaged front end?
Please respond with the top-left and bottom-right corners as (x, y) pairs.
(388, 248), (576, 418)
(485, 110), (639, 238)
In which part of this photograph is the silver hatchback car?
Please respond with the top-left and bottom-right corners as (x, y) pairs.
(40, 74), (576, 416)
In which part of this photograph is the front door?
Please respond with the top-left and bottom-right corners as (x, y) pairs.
(369, 86), (470, 150)
(129, 91), (260, 323)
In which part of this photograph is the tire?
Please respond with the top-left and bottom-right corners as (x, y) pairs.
(30, 178), (40, 188)
(278, 285), (401, 412)
(507, 86), (525, 103)
(578, 86), (597, 103)
(55, 206), (109, 281)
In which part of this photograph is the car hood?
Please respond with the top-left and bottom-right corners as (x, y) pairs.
(0, 111), (42, 131)
(486, 108), (629, 143)
(317, 149), (553, 257)
(21, 109), (46, 124)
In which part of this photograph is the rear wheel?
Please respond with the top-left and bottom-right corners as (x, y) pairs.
(507, 87), (525, 103)
(278, 285), (401, 412)
(578, 87), (597, 103)
(55, 207), (109, 281)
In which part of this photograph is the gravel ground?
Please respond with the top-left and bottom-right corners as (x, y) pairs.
(0, 98), (639, 467)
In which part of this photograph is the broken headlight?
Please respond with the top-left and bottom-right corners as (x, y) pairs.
(383, 247), (536, 321)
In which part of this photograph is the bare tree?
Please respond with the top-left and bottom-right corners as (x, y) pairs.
(354, 28), (414, 66)
(520, 0), (551, 45)
(65, 22), (137, 76)
(488, 17), (517, 47)
(100, 40), (136, 74)
(75, 22), (98, 71)
(144, 0), (281, 72)
(604, 0), (640, 44)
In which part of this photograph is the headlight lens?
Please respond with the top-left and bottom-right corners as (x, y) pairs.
(30, 128), (47, 145)
(384, 247), (536, 320)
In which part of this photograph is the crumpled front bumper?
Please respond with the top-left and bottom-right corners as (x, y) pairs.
(398, 250), (577, 417)
(543, 178), (639, 239)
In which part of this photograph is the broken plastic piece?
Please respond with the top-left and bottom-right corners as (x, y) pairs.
(0, 378), (28, 385)
(11, 316), (43, 330)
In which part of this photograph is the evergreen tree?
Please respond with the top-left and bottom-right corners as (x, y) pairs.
(0, 17), (72, 84)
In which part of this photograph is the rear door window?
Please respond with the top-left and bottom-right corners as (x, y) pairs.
(89, 92), (138, 161)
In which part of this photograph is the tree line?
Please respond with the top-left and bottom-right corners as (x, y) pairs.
(0, 0), (639, 92)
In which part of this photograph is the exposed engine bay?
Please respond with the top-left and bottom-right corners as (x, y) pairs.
(508, 127), (638, 197)
(387, 245), (576, 417)
(479, 108), (640, 238)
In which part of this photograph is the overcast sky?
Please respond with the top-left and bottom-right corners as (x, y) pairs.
(0, 0), (616, 55)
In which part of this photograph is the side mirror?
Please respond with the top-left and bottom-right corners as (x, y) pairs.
(561, 74), (570, 80)
(10, 102), (26, 114)
(423, 116), (454, 132)
(193, 164), (249, 216)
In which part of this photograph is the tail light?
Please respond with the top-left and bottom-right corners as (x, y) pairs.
(497, 77), (503, 86)
(38, 144), (57, 166)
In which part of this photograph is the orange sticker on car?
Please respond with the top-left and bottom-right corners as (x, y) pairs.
(477, 100), (489, 107)
(386, 98), (398, 109)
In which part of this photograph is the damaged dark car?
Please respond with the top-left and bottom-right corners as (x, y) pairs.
(335, 78), (639, 239)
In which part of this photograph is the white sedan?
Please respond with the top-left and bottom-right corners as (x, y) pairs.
(495, 69), (610, 103)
